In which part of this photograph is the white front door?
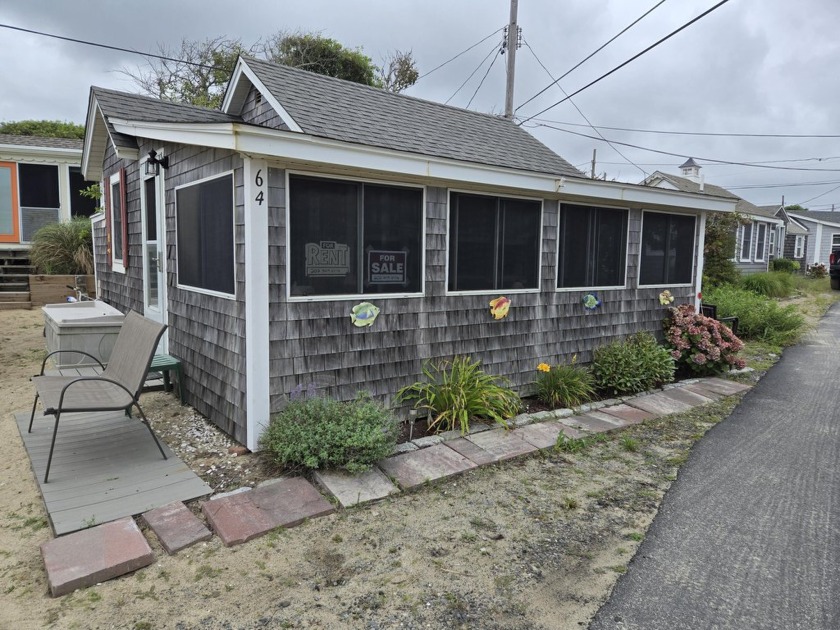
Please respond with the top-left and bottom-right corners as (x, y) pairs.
(141, 164), (167, 351)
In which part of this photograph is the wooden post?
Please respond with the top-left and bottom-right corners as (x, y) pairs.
(504, 0), (519, 119)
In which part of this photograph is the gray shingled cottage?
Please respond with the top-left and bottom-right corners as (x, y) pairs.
(81, 56), (736, 450)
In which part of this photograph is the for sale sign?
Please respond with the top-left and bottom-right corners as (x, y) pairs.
(368, 250), (406, 284)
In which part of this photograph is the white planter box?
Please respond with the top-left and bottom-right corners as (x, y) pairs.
(42, 301), (124, 368)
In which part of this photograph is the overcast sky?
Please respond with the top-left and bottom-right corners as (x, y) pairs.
(2, 0), (839, 210)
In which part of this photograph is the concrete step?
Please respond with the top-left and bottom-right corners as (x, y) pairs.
(0, 301), (32, 310)
(0, 291), (30, 302)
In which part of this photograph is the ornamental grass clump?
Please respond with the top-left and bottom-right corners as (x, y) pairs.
(704, 285), (805, 346)
(260, 392), (398, 474)
(592, 332), (675, 396)
(534, 357), (595, 409)
(740, 271), (794, 298)
(664, 304), (746, 375)
(396, 356), (521, 435)
(29, 217), (93, 275)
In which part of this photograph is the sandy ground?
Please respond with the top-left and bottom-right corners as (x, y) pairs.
(0, 308), (751, 629)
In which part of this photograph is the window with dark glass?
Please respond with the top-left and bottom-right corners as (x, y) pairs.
(69, 167), (97, 217)
(289, 175), (423, 296)
(639, 211), (696, 285)
(448, 192), (540, 291)
(111, 176), (123, 263)
(176, 173), (234, 295)
(19, 164), (59, 209)
(739, 223), (753, 260)
(557, 204), (627, 288)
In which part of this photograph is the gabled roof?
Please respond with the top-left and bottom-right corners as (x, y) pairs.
(0, 134), (82, 150)
(787, 210), (840, 228)
(644, 171), (782, 222)
(225, 57), (581, 178)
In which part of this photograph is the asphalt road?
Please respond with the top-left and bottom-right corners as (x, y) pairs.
(590, 302), (840, 630)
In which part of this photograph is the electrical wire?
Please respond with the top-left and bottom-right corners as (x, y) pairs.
(522, 38), (647, 178)
(526, 117), (840, 139)
(0, 22), (217, 69)
(516, 0), (668, 112)
(416, 27), (505, 80)
(517, 0), (733, 126)
(465, 44), (503, 108)
(444, 38), (504, 105)
(798, 184), (840, 206)
(530, 123), (840, 172)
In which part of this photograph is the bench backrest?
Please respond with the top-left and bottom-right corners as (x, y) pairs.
(103, 310), (167, 398)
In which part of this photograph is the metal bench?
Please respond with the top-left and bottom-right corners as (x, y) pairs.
(700, 304), (739, 336)
(148, 354), (185, 404)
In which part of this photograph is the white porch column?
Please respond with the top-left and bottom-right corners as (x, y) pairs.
(243, 157), (270, 451)
(695, 211), (706, 310)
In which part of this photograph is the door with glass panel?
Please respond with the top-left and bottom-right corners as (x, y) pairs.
(142, 170), (167, 349)
(0, 162), (19, 243)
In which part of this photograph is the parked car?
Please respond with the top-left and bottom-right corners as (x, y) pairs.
(830, 247), (840, 290)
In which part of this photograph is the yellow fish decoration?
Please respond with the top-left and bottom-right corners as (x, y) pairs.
(489, 296), (511, 320)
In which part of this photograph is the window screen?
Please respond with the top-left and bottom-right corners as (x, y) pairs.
(448, 192), (540, 291)
(558, 204), (627, 288)
(19, 164), (59, 208)
(176, 174), (234, 295)
(639, 211), (696, 285)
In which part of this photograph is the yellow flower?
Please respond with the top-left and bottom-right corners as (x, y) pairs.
(537, 363), (551, 373)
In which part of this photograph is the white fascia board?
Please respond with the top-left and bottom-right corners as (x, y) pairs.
(0, 145), (81, 160)
(220, 57), (249, 114)
(559, 178), (735, 213)
(81, 97), (101, 179)
(789, 213), (840, 229)
(744, 213), (784, 226)
(109, 120), (238, 150)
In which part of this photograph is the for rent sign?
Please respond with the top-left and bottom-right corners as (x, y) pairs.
(368, 250), (406, 284)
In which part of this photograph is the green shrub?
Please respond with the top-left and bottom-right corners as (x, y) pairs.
(664, 304), (745, 375)
(591, 332), (675, 396)
(535, 357), (595, 409)
(29, 217), (93, 275)
(740, 271), (794, 298)
(260, 392), (398, 473)
(396, 356), (520, 434)
(704, 285), (805, 345)
(770, 258), (799, 273)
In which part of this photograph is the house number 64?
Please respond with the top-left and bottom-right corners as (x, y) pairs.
(254, 169), (265, 205)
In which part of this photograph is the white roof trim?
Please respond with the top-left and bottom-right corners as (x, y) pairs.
(788, 213), (840, 229)
(0, 144), (81, 158)
(221, 58), (303, 133)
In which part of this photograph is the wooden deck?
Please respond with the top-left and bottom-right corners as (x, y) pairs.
(15, 405), (212, 536)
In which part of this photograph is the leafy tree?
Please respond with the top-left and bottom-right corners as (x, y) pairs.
(703, 212), (746, 289)
(784, 204), (808, 213)
(124, 31), (418, 109)
(0, 120), (84, 139)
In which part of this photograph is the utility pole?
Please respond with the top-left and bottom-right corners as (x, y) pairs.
(590, 149), (597, 178)
(503, 0), (519, 119)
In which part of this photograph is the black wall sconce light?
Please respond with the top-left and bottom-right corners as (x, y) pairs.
(145, 150), (169, 176)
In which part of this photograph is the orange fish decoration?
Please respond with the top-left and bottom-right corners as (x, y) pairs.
(489, 296), (511, 320)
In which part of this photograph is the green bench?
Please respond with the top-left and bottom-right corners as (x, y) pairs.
(148, 354), (185, 404)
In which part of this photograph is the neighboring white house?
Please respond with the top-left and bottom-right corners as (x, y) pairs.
(785, 210), (840, 268)
(644, 159), (784, 275)
(0, 134), (96, 246)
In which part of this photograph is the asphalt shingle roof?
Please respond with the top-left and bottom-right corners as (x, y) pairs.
(788, 210), (840, 225)
(0, 134), (82, 150)
(650, 171), (764, 216)
(243, 57), (581, 177)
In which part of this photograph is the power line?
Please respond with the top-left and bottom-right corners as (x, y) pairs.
(444, 38), (503, 105)
(516, 0), (668, 112)
(466, 44), (503, 108)
(517, 0), (733, 126)
(728, 179), (840, 190)
(0, 22), (217, 69)
(526, 117), (840, 139)
(530, 123), (840, 172)
(416, 27), (505, 80)
(798, 184), (840, 206)
(522, 38), (647, 178)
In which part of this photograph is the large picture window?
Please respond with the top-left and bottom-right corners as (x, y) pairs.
(289, 175), (423, 297)
(639, 211), (696, 286)
(557, 204), (627, 289)
(176, 173), (235, 295)
(448, 192), (540, 292)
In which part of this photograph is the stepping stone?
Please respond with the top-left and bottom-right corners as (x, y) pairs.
(626, 392), (695, 417)
(378, 443), (477, 490)
(142, 501), (212, 555)
(661, 387), (716, 407)
(465, 428), (539, 461)
(583, 410), (634, 428)
(600, 404), (655, 425)
(445, 437), (500, 466)
(41, 516), (154, 597)
(682, 382), (723, 400)
(202, 477), (334, 547)
(313, 468), (399, 508)
(560, 414), (618, 433)
(512, 421), (584, 449)
(696, 377), (752, 396)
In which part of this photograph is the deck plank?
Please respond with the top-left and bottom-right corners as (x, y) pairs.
(15, 411), (211, 536)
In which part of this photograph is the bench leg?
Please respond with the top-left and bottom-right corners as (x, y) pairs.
(162, 370), (172, 393)
(44, 412), (61, 483)
(28, 393), (40, 433)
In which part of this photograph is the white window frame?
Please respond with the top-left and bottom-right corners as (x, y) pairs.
(832, 233), (840, 248)
(739, 222), (753, 262)
(285, 170), (426, 302)
(794, 235), (805, 259)
(445, 188), (544, 296)
(637, 209), (697, 288)
(754, 223), (767, 262)
(109, 171), (125, 274)
(174, 170), (237, 300)
(769, 227), (776, 257)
